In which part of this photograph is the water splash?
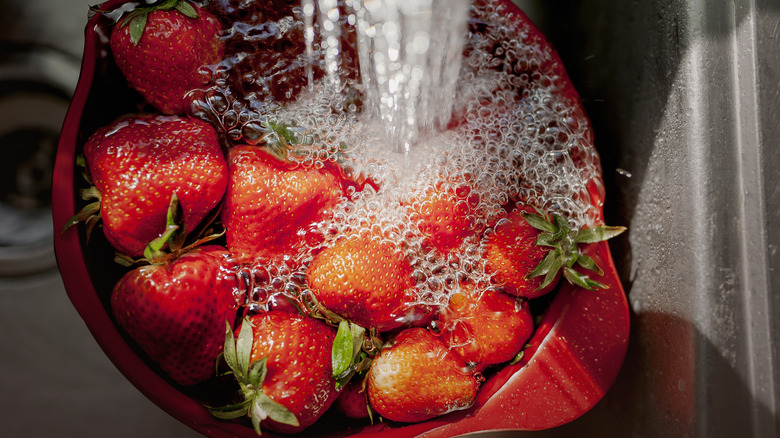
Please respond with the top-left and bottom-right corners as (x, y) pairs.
(310, 0), (471, 156)
(189, 0), (605, 310)
(317, 0), (345, 89)
(302, 0), (317, 90)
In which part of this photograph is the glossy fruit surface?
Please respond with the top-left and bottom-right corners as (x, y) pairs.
(305, 230), (418, 332)
(367, 328), (480, 423)
(232, 311), (340, 434)
(111, 245), (240, 385)
(81, 114), (227, 257)
(405, 179), (479, 255)
(439, 287), (534, 372)
(110, 0), (224, 115)
(53, 0), (630, 436)
(222, 145), (345, 266)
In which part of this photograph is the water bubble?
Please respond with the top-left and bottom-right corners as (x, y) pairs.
(206, 90), (229, 114)
(227, 128), (243, 142)
(203, 0), (607, 312)
(241, 121), (265, 145)
(222, 110), (238, 129)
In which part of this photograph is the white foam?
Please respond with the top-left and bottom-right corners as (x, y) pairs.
(193, 1), (603, 311)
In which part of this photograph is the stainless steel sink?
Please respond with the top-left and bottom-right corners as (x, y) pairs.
(504, 1), (780, 437)
(2, 0), (777, 437)
(0, 0), (198, 436)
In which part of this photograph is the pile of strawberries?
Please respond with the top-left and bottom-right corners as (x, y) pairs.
(66, 0), (624, 435)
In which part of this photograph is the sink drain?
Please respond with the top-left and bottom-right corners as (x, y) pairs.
(0, 45), (78, 276)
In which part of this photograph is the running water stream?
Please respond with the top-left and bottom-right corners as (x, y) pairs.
(184, 0), (604, 314)
(304, 0), (471, 156)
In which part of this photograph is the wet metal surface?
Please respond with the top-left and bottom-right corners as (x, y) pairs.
(507, 1), (780, 437)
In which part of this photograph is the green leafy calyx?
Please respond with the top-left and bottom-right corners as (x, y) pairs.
(331, 321), (373, 389)
(522, 208), (626, 291)
(115, 0), (200, 45)
(262, 119), (349, 166)
(207, 318), (300, 436)
(62, 155), (101, 239)
(142, 192), (186, 260)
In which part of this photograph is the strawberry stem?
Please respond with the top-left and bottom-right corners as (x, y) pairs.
(62, 200), (100, 233)
(522, 208), (626, 291)
(142, 193), (186, 261)
(262, 119), (351, 167)
(263, 120), (300, 161)
(207, 318), (300, 435)
(62, 155), (101, 240)
(332, 321), (369, 388)
(301, 290), (348, 326)
(128, 13), (148, 45)
(174, 1), (199, 19)
(113, 0), (200, 45)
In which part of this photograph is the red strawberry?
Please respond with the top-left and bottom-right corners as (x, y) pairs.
(484, 205), (554, 298)
(405, 179), (480, 255)
(484, 204), (626, 298)
(333, 378), (371, 420)
(75, 114), (227, 258)
(305, 230), (419, 332)
(110, 245), (241, 386)
(109, 0), (224, 115)
(367, 327), (480, 423)
(209, 311), (340, 435)
(438, 286), (533, 372)
(221, 145), (345, 266)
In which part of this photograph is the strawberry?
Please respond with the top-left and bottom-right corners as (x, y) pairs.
(438, 286), (533, 371)
(109, 0), (225, 115)
(405, 179), (480, 255)
(367, 327), (480, 423)
(209, 312), (340, 435)
(483, 205), (555, 298)
(110, 245), (241, 386)
(333, 378), (371, 420)
(305, 230), (418, 332)
(71, 114), (228, 258)
(484, 204), (626, 298)
(221, 145), (345, 266)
